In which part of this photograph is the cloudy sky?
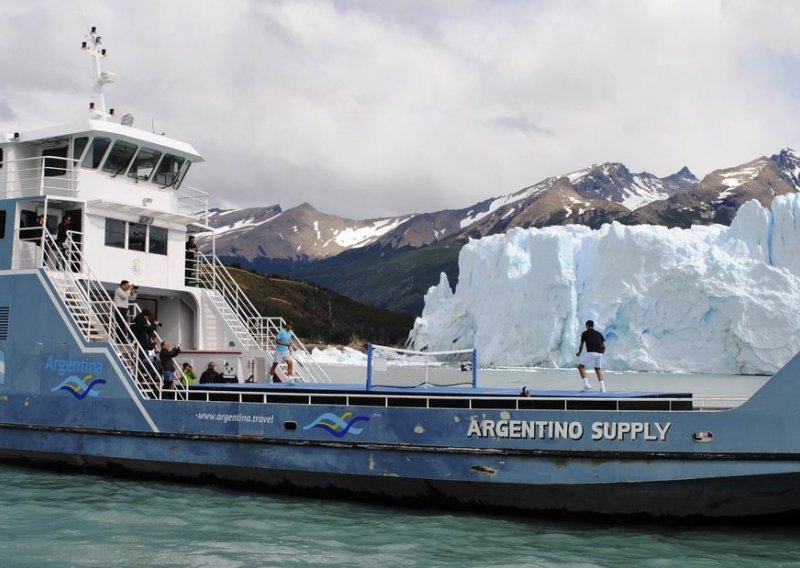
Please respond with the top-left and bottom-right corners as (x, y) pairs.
(1, 0), (799, 218)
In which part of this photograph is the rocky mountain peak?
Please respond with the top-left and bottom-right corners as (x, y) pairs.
(770, 147), (800, 170)
(662, 166), (698, 194)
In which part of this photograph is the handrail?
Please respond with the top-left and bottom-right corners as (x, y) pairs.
(4, 156), (81, 199)
(40, 229), (179, 400)
(182, 387), (746, 411)
(131, 304), (192, 387)
(176, 185), (210, 225)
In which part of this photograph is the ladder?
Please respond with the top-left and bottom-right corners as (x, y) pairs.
(194, 252), (331, 383)
(41, 231), (179, 399)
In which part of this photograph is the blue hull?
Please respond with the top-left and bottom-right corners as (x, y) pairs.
(2, 270), (800, 520)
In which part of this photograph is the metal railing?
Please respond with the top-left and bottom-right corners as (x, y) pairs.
(39, 229), (184, 400)
(3, 156), (81, 199)
(130, 304), (192, 387)
(182, 387), (746, 411)
(193, 251), (330, 383)
(176, 185), (210, 225)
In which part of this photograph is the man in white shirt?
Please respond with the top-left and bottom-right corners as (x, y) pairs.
(113, 280), (138, 340)
(114, 280), (138, 313)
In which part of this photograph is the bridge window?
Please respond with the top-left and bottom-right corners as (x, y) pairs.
(104, 218), (125, 248)
(0, 148), (3, 168)
(149, 226), (167, 255)
(72, 137), (89, 162)
(82, 137), (111, 169)
(0, 210), (5, 239)
(152, 154), (185, 188)
(104, 218), (168, 255)
(128, 222), (147, 252)
(102, 140), (138, 176)
(174, 160), (191, 189)
(128, 147), (162, 182)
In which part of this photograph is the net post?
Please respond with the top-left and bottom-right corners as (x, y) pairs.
(472, 349), (478, 388)
(366, 342), (373, 391)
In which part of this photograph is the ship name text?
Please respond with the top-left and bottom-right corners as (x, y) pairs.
(44, 356), (104, 377)
(467, 419), (671, 442)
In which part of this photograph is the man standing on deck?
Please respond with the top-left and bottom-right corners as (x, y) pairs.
(185, 235), (199, 285)
(576, 320), (606, 392)
(55, 215), (72, 269)
(269, 322), (295, 383)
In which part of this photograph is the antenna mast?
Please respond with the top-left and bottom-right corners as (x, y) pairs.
(81, 26), (116, 121)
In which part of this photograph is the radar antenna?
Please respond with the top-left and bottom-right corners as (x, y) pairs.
(81, 26), (117, 121)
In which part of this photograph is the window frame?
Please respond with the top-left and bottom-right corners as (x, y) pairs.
(127, 221), (147, 252)
(81, 137), (112, 169)
(104, 218), (126, 249)
(102, 140), (139, 177)
(148, 225), (168, 255)
(127, 147), (163, 182)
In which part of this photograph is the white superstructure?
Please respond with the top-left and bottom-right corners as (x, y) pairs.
(0, 28), (327, 387)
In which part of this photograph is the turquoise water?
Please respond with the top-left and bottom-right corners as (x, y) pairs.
(2, 466), (799, 567)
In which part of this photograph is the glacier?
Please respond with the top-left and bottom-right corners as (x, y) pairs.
(408, 195), (800, 374)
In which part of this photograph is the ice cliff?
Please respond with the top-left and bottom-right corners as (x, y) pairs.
(408, 195), (800, 374)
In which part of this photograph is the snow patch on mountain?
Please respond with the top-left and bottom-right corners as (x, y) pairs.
(334, 217), (412, 248)
(212, 212), (281, 237)
(409, 195), (800, 374)
(459, 178), (556, 228)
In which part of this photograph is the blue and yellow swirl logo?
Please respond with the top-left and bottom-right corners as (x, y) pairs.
(303, 411), (369, 437)
(51, 374), (106, 399)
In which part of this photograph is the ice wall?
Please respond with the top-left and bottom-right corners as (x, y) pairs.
(408, 195), (800, 374)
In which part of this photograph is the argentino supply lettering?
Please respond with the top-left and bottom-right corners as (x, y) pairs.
(467, 418), (671, 442)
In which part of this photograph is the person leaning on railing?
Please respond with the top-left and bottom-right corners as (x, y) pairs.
(181, 362), (196, 385)
(199, 361), (222, 384)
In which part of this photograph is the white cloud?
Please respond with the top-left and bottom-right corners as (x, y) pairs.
(1, 0), (799, 219)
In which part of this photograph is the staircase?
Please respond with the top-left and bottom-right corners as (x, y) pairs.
(41, 231), (174, 400)
(195, 252), (330, 383)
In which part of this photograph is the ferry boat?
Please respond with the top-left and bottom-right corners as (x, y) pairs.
(2, 29), (800, 521)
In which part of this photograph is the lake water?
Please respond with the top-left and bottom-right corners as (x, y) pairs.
(2, 466), (799, 567)
(2, 369), (793, 567)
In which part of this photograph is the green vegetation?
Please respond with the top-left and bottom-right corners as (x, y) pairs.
(296, 242), (462, 315)
(228, 268), (415, 346)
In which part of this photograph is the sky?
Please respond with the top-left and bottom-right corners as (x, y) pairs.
(1, 0), (799, 219)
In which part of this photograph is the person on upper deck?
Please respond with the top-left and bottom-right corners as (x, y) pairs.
(55, 215), (72, 268)
(185, 235), (199, 286)
(199, 361), (222, 384)
(269, 322), (295, 383)
(21, 215), (44, 246)
(576, 320), (606, 392)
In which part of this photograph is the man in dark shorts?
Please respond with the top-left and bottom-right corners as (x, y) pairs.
(576, 320), (606, 392)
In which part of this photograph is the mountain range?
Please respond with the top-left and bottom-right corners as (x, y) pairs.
(201, 148), (800, 315)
